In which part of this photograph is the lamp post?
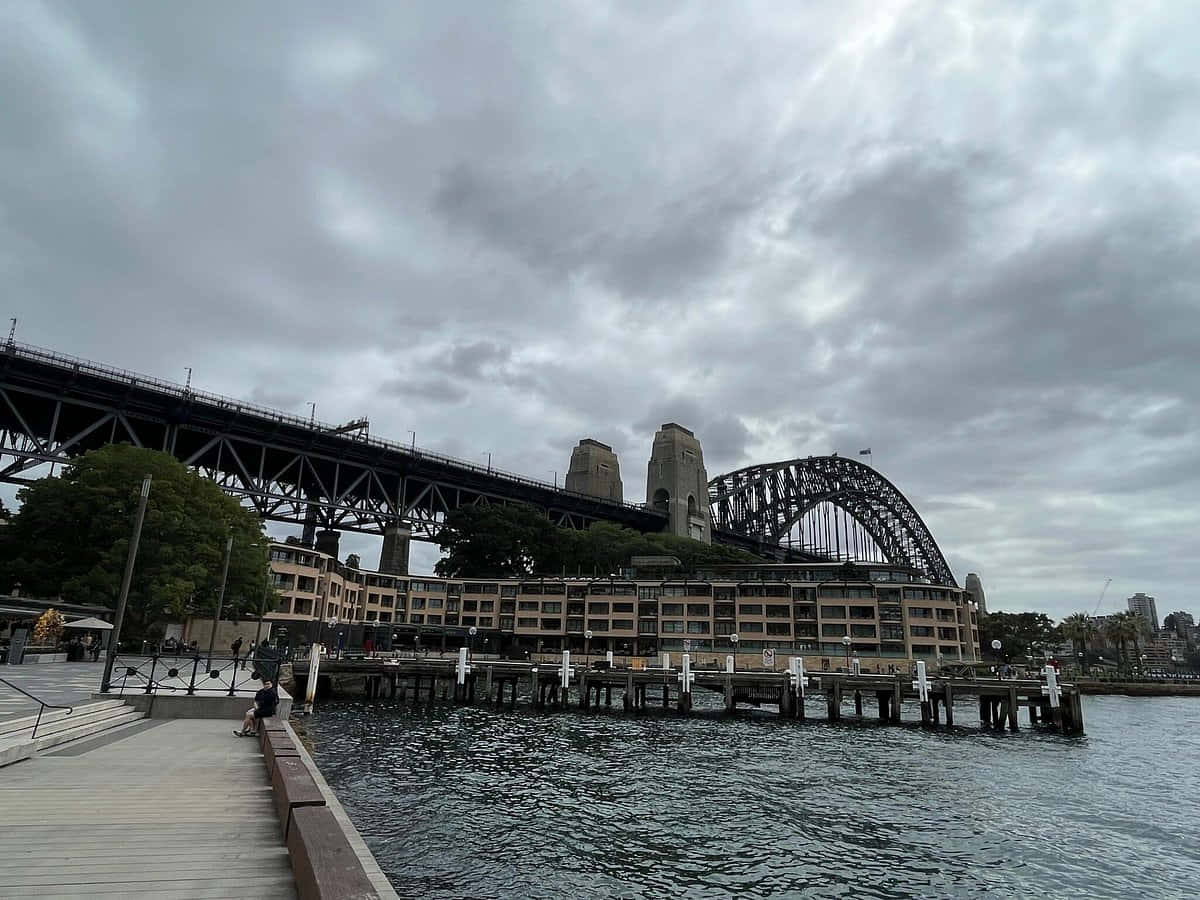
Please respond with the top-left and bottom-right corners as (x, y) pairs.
(206, 534), (235, 669)
(468, 625), (477, 663)
(101, 474), (152, 692)
(841, 634), (851, 671)
(991, 639), (1002, 679)
(1139, 653), (1147, 678)
(730, 633), (739, 670)
(481, 451), (492, 472)
(585, 630), (593, 668)
(1077, 651), (1084, 677)
(407, 430), (416, 451)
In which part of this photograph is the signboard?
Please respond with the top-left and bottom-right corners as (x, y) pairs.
(683, 640), (692, 651)
(762, 648), (775, 668)
(8, 627), (29, 665)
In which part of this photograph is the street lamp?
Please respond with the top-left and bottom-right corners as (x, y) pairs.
(1140, 653), (1147, 677)
(468, 625), (477, 662)
(730, 632), (739, 669)
(585, 630), (593, 668)
(841, 634), (851, 672)
(1077, 651), (1084, 677)
(991, 639), (1002, 679)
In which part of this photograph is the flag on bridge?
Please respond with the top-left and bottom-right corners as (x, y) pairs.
(859, 448), (871, 455)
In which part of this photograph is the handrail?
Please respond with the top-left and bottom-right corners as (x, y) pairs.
(0, 674), (74, 739)
(2, 339), (658, 515)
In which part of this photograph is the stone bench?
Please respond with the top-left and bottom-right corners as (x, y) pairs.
(258, 715), (289, 751)
(287, 805), (381, 900)
(271, 755), (326, 838)
(263, 727), (302, 780)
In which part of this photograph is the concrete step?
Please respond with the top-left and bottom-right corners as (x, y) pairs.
(0, 706), (145, 767)
(0, 699), (127, 739)
(21, 702), (142, 739)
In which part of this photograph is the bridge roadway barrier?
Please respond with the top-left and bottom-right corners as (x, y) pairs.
(300, 657), (1085, 734)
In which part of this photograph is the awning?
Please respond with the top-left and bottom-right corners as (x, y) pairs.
(62, 616), (114, 630)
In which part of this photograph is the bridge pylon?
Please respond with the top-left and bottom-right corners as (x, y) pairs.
(645, 423), (711, 543)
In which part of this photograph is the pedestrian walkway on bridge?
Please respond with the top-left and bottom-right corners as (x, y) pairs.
(0, 718), (297, 899)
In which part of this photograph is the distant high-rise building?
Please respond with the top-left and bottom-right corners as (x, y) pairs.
(964, 573), (987, 615)
(1126, 593), (1159, 632)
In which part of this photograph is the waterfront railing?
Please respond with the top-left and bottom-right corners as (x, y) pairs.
(0, 674), (74, 738)
(102, 652), (280, 698)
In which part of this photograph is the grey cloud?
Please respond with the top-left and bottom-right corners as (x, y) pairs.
(380, 376), (467, 404)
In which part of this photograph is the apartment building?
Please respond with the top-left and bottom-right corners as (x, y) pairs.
(259, 540), (980, 665)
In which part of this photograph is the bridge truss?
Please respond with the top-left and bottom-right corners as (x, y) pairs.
(708, 456), (957, 586)
(0, 343), (666, 541)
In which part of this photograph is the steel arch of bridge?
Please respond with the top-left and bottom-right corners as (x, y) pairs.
(708, 456), (957, 587)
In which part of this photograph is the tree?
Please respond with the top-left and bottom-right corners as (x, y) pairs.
(33, 608), (64, 646)
(2, 444), (269, 641)
(435, 502), (763, 578)
(1061, 612), (1096, 663)
(1102, 612), (1146, 666)
(977, 611), (1063, 661)
(345, 553), (361, 570)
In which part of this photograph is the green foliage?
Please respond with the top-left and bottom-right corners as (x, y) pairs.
(977, 611), (1063, 660)
(1102, 611), (1146, 663)
(3, 444), (269, 640)
(435, 503), (762, 578)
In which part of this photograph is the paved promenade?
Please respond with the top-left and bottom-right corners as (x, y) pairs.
(0, 718), (296, 899)
(0, 662), (103, 722)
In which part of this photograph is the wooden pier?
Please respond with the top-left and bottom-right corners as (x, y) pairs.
(297, 656), (1086, 735)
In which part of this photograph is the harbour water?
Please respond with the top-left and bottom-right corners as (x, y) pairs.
(305, 695), (1200, 899)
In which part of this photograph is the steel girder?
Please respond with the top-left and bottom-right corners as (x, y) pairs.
(0, 344), (668, 541)
(708, 456), (957, 587)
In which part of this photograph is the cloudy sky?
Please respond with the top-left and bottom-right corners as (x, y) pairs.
(3, 1), (1197, 620)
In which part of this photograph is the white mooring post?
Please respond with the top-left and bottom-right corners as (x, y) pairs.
(678, 653), (695, 693)
(789, 656), (808, 698)
(305, 643), (322, 707)
(606, 650), (614, 667)
(912, 660), (930, 703)
(456, 646), (471, 685)
(1041, 665), (1062, 708)
(725, 655), (734, 674)
(559, 650), (574, 689)
(661, 652), (670, 670)
(851, 657), (861, 676)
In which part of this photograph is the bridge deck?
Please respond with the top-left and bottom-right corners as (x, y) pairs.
(0, 718), (296, 899)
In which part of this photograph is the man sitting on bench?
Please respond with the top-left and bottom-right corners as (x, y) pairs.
(235, 678), (278, 736)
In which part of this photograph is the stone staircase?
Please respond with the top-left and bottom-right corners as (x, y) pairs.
(0, 699), (145, 767)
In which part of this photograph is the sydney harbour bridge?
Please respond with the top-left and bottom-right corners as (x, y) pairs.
(0, 341), (956, 587)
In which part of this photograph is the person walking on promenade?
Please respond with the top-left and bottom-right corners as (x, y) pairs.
(235, 678), (278, 737)
(231, 636), (244, 669)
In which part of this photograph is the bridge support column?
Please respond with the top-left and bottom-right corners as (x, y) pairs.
(891, 678), (903, 723)
(853, 690), (862, 717)
(624, 674), (634, 712)
(943, 684), (954, 726)
(1007, 686), (1019, 731)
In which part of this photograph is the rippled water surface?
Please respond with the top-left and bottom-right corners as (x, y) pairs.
(304, 694), (1200, 899)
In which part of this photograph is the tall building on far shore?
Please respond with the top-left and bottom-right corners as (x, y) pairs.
(564, 439), (623, 502)
(964, 573), (987, 615)
(1127, 592), (1159, 632)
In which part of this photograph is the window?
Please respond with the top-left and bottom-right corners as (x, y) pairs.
(850, 624), (877, 637)
(380, 596), (393, 608)
(542, 602), (562, 614)
(499, 616), (514, 630)
(714, 621), (736, 635)
(661, 603), (684, 616)
(410, 614), (424, 625)
(517, 617), (539, 628)
(445, 614), (459, 626)
(879, 606), (903, 621)
(428, 597), (443, 610)
(638, 603), (658, 617)
(612, 602), (634, 613)
(881, 624), (904, 641)
(849, 606), (875, 619)
(660, 585), (690, 597)
(568, 586), (587, 599)
(766, 623), (791, 636)
(686, 604), (711, 617)
(792, 587), (816, 602)
(584, 618), (607, 632)
(464, 583), (499, 594)
(765, 605), (789, 618)
(541, 618), (561, 630)
(686, 621), (709, 634)
(738, 604), (763, 616)
(462, 616), (476, 627)
(446, 599), (459, 612)
(822, 623), (847, 637)
(500, 600), (515, 614)
(793, 604), (816, 620)
(910, 625), (934, 637)
(412, 597), (426, 609)
(795, 623), (817, 638)
(568, 602), (586, 615)
(938, 627), (958, 641)
(518, 601), (540, 612)
(612, 620), (634, 631)
(296, 576), (316, 593)
(739, 621), (763, 633)
(393, 612), (405, 624)
(820, 605), (846, 619)
(638, 619), (657, 634)
(908, 607), (934, 619)
(501, 586), (517, 598)
(366, 610), (377, 621)
(379, 612), (391, 622)
(464, 600), (478, 612)
(567, 618), (585, 632)
(479, 601), (495, 612)
(479, 617), (494, 627)
(661, 621), (684, 633)
(638, 586), (661, 600)
(588, 602), (610, 615)
(427, 615), (442, 625)
(714, 604), (735, 618)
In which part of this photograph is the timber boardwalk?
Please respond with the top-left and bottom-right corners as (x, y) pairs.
(302, 653), (1085, 734)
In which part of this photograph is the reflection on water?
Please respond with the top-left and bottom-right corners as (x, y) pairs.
(305, 695), (1200, 899)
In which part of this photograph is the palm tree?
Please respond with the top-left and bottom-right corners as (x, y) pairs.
(1103, 615), (1128, 665)
(1061, 613), (1094, 666)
